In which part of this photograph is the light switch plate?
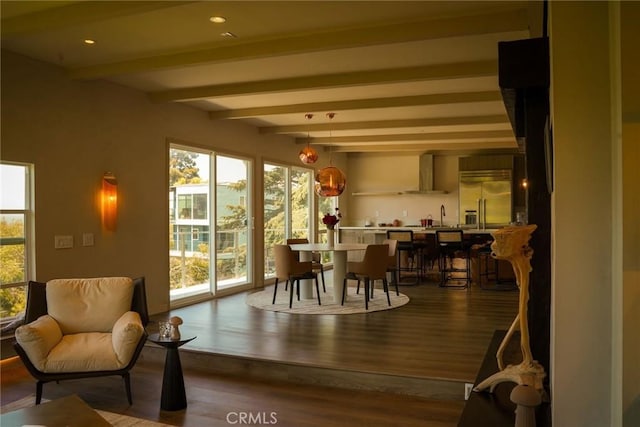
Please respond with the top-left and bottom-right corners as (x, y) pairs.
(82, 233), (94, 246)
(54, 235), (74, 249)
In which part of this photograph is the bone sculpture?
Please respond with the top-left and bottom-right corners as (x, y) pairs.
(474, 224), (546, 395)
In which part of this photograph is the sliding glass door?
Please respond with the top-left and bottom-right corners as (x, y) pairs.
(263, 163), (313, 279)
(169, 145), (252, 303)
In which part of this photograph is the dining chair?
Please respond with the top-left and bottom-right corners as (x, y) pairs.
(357, 239), (398, 298)
(286, 238), (326, 292)
(273, 244), (321, 308)
(342, 244), (390, 310)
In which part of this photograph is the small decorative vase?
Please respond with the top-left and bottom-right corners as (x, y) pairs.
(170, 325), (181, 340)
(327, 228), (335, 248)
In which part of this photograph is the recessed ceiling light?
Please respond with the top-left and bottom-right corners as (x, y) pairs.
(210, 16), (226, 24)
(84, 39), (95, 45)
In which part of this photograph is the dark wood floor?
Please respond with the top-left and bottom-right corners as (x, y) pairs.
(1, 271), (519, 427)
(153, 272), (519, 383)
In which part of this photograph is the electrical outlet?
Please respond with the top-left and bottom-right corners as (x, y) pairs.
(464, 383), (474, 400)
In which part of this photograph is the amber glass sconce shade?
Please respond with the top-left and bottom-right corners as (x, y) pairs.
(101, 172), (118, 231)
(315, 166), (346, 197)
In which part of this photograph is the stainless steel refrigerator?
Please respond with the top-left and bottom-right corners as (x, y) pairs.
(458, 170), (512, 229)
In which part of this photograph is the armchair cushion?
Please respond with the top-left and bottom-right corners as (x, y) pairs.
(14, 315), (63, 371)
(112, 311), (145, 365)
(46, 277), (134, 334)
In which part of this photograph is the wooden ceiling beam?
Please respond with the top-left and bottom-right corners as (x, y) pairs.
(329, 141), (517, 153)
(210, 91), (502, 119)
(299, 130), (514, 144)
(263, 114), (507, 134)
(151, 61), (496, 102)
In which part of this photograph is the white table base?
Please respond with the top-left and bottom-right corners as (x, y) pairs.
(291, 243), (366, 303)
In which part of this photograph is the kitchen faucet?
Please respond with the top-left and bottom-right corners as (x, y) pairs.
(440, 204), (445, 227)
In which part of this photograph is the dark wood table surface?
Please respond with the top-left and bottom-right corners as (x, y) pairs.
(0, 394), (111, 427)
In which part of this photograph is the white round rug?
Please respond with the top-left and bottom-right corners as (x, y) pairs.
(246, 285), (410, 315)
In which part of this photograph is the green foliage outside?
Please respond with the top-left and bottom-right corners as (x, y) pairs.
(169, 149), (250, 289)
(0, 217), (27, 318)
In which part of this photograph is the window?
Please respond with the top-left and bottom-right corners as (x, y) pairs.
(169, 145), (252, 303)
(263, 163), (314, 278)
(0, 162), (34, 329)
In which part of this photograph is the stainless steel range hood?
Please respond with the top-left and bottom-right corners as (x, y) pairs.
(352, 154), (447, 196)
(403, 154), (448, 194)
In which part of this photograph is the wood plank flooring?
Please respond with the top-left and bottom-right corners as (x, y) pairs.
(1, 272), (519, 427)
(152, 273), (519, 383)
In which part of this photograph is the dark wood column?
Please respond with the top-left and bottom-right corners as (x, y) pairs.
(523, 88), (551, 378)
(498, 37), (551, 382)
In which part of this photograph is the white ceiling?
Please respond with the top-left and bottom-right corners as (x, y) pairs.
(1, 1), (544, 154)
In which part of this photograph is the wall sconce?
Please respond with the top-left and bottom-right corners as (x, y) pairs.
(101, 172), (118, 231)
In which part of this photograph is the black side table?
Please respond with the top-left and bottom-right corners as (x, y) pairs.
(148, 333), (196, 411)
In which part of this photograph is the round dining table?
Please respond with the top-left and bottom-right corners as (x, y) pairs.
(288, 242), (368, 302)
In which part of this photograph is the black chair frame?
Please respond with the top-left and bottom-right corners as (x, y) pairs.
(436, 230), (471, 288)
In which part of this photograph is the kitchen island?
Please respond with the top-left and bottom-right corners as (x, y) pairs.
(338, 226), (500, 243)
(337, 226), (515, 285)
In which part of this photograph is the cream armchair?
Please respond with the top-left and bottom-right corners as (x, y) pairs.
(14, 277), (149, 404)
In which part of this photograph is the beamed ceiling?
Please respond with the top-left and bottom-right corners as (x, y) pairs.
(1, 1), (544, 154)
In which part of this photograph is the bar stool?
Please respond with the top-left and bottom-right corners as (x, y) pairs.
(477, 245), (518, 291)
(386, 230), (419, 285)
(436, 229), (470, 288)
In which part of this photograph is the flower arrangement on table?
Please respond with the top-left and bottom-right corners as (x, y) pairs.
(322, 208), (342, 230)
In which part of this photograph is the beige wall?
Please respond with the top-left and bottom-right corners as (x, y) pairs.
(0, 50), (345, 315)
(621, 4), (640, 424)
(550, 2), (639, 425)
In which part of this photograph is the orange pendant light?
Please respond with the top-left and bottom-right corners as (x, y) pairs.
(315, 166), (346, 197)
(315, 113), (346, 197)
(299, 113), (318, 164)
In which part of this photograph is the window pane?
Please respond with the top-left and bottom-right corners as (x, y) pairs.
(216, 155), (249, 289)
(178, 194), (192, 219)
(263, 164), (287, 277)
(291, 168), (311, 239)
(1, 162), (31, 325)
(0, 213), (26, 285)
(193, 194), (208, 220)
(169, 148), (211, 299)
(0, 164), (26, 210)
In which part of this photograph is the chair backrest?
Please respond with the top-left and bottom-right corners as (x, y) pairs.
(359, 244), (390, 279)
(386, 230), (413, 242)
(274, 244), (311, 279)
(23, 277), (149, 327)
(436, 229), (464, 249)
(382, 239), (398, 268)
(46, 277), (135, 334)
